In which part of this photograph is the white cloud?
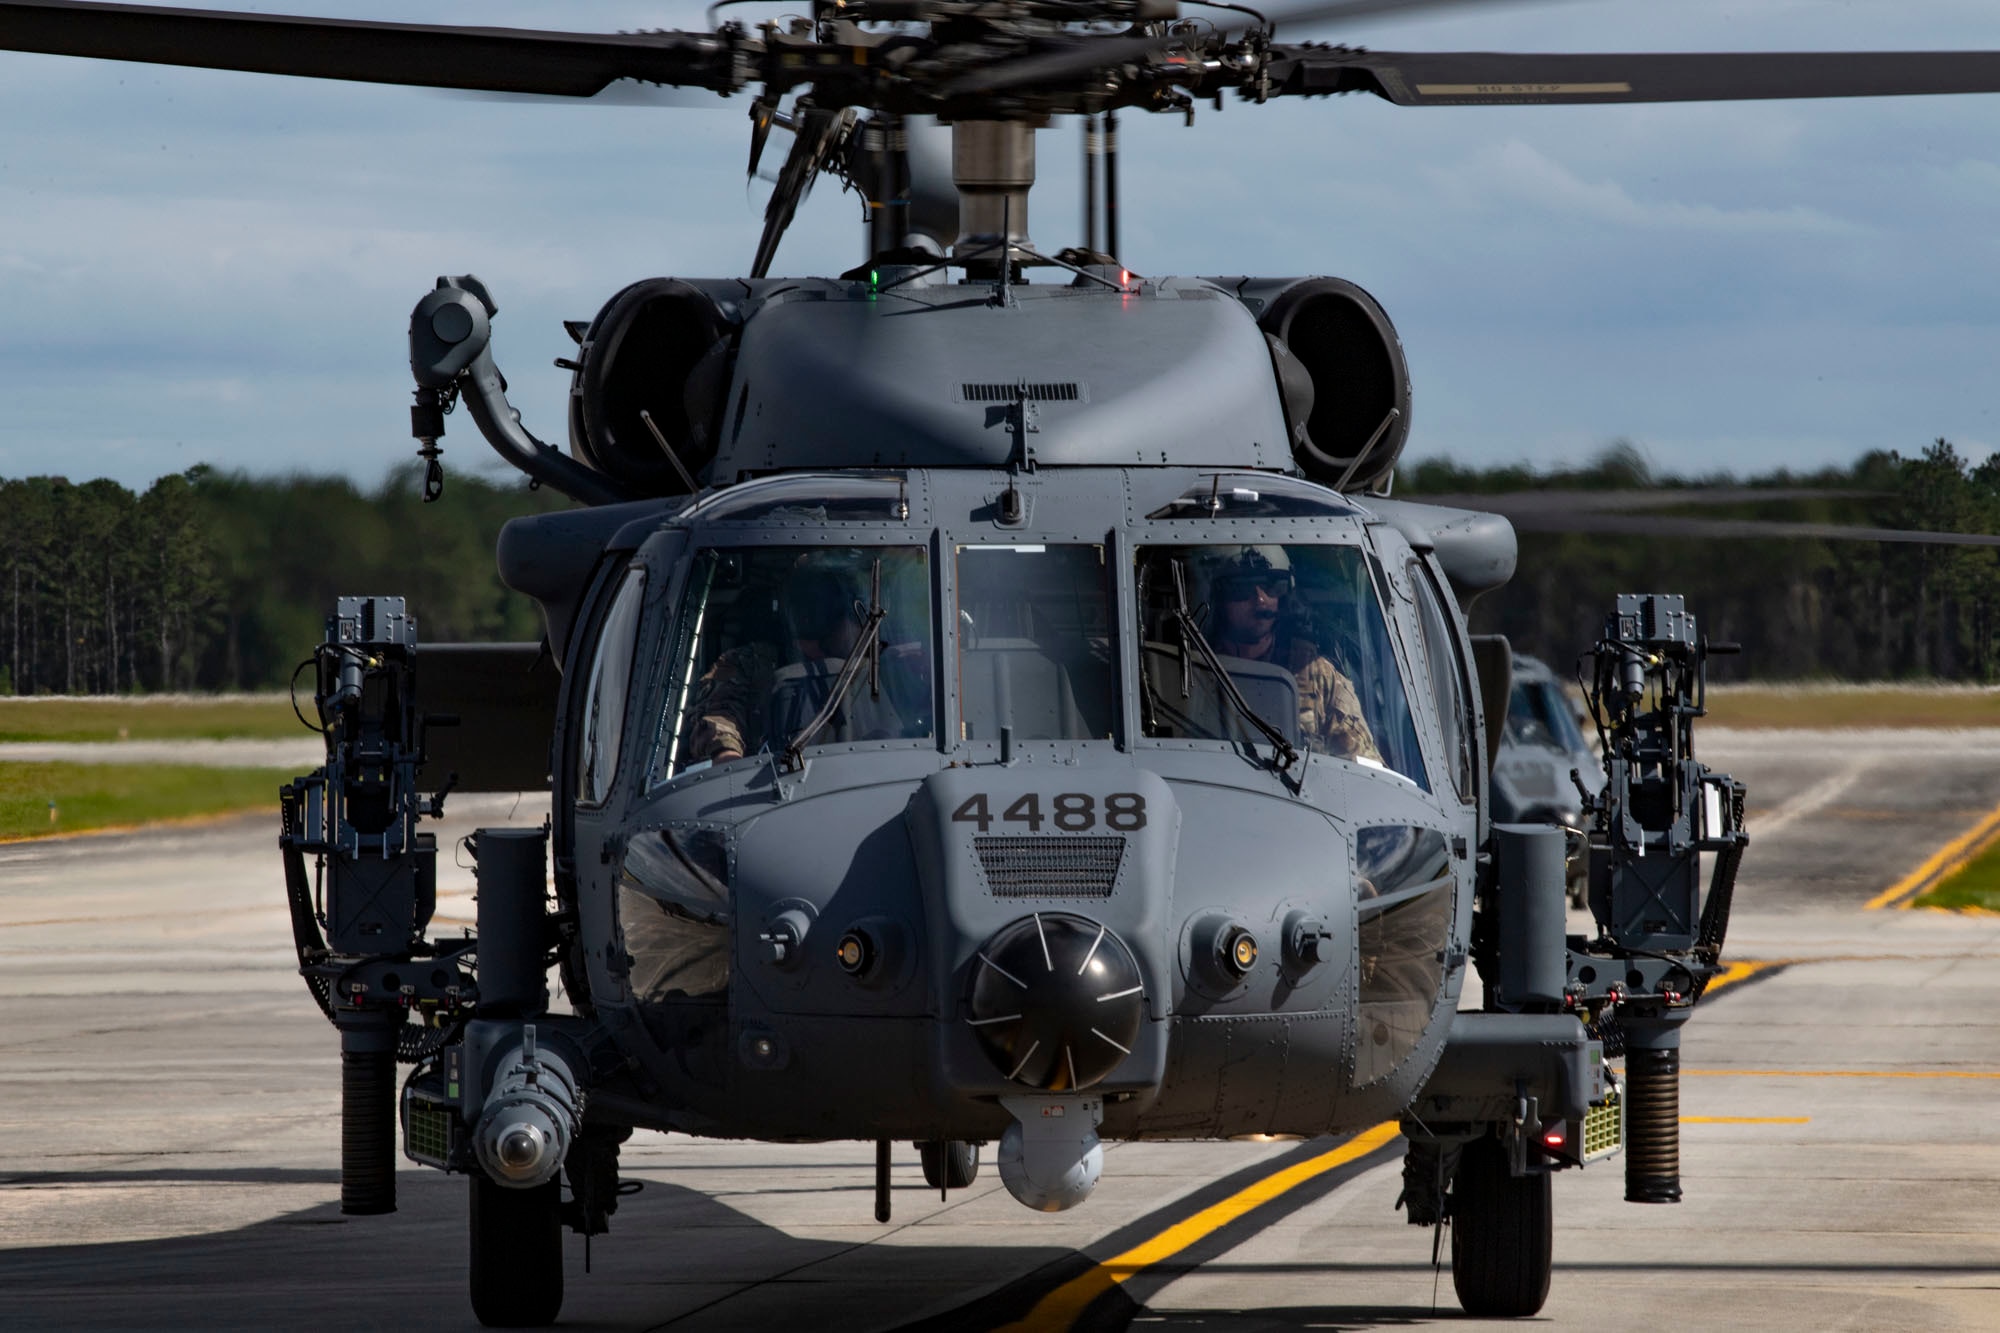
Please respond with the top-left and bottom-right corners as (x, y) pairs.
(1423, 136), (1862, 235)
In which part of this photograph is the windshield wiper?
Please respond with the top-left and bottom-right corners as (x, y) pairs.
(1169, 562), (1300, 772)
(781, 558), (887, 772)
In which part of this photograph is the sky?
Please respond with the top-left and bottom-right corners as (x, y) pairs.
(2, 0), (1998, 490)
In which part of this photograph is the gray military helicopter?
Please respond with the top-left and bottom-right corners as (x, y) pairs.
(10, 1), (2000, 1327)
(1491, 654), (1601, 905)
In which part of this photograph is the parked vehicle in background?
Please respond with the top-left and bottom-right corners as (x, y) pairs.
(1493, 653), (1604, 905)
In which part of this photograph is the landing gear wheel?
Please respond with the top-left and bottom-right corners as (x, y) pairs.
(470, 1175), (564, 1328)
(1450, 1134), (1552, 1318)
(917, 1140), (980, 1190)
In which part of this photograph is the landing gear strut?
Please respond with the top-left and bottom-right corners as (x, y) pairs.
(470, 1175), (564, 1328)
(1450, 1134), (1552, 1318)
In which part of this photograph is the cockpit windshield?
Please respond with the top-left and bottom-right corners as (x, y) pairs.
(1135, 543), (1427, 786)
(652, 545), (933, 781)
(955, 544), (1117, 742)
(1507, 677), (1590, 753)
(647, 536), (1430, 787)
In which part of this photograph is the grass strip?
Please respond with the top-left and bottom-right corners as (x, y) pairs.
(1703, 686), (2000, 730)
(0, 762), (296, 841)
(0, 695), (302, 742)
(1913, 832), (2000, 912)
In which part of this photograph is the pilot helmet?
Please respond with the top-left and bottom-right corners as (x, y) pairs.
(1196, 544), (1295, 606)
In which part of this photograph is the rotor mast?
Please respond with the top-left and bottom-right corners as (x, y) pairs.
(950, 119), (1038, 270)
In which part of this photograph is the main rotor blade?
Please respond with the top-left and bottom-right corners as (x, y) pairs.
(1252, 0), (1575, 34)
(1270, 48), (2000, 105)
(1498, 511), (2000, 548)
(0, 1), (738, 97)
(1419, 488), (1883, 514)
(944, 0), (1531, 97)
(1419, 490), (1998, 545)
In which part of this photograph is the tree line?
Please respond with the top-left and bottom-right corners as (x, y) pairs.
(1402, 438), (2000, 682)
(1, 466), (565, 695)
(4, 439), (1998, 694)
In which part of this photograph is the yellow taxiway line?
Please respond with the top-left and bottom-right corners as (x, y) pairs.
(995, 1121), (1402, 1333)
(1702, 958), (1783, 997)
(1003, 949), (1931, 1329)
(1864, 797), (2000, 910)
(1685, 1067), (2000, 1080)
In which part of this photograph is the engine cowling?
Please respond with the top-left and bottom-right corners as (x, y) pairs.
(1220, 276), (1412, 494)
(566, 278), (733, 496)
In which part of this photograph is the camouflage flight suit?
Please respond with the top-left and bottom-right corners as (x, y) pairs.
(688, 641), (924, 764)
(1280, 639), (1382, 763)
(687, 641), (783, 761)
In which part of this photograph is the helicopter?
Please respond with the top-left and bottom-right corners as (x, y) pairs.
(1487, 652), (1601, 905)
(10, 2), (2000, 1328)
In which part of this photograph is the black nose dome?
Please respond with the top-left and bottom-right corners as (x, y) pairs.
(967, 913), (1145, 1091)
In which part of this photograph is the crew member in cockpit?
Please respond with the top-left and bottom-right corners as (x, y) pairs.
(690, 560), (867, 765)
(1203, 546), (1382, 763)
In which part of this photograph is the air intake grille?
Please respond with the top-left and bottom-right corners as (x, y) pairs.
(961, 382), (1081, 403)
(404, 1095), (455, 1168)
(975, 835), (1124, 897)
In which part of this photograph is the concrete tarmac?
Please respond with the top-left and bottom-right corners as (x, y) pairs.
(2, 735), (1998, 1330)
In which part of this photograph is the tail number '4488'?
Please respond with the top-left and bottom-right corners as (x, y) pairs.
(951, 793), (1147, 833)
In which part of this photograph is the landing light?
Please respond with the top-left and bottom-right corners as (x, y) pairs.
(836, 930), (874, 975)
(1232, 933), (1258, 971)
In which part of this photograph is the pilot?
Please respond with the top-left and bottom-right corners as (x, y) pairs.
(1201, 545), (1382, 763)
(689, 559), (868, 765)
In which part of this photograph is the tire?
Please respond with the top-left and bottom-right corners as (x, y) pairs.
(469, 1176), (564, 1328)
(917, 1140), (980, 1190)
(1450, 1134), (1553, 1318)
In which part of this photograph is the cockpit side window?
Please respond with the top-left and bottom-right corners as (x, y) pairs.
(652, 545), (933, 781)
(1134, 542), (1427, 786)
(576, 565), (647, 807)
(1409, 558), (1475, 802)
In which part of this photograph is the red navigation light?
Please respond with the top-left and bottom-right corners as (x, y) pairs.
(1542, 1127), (1566, 1149)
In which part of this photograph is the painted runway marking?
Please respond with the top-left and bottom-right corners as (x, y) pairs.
(1702, 958), (1784, 998)
(994, 1121), (1402, 1333)
(1866, 797), (2000, 910)
(1684, 1068), (2000, 1080)
(1751, 767), (1865, 840)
